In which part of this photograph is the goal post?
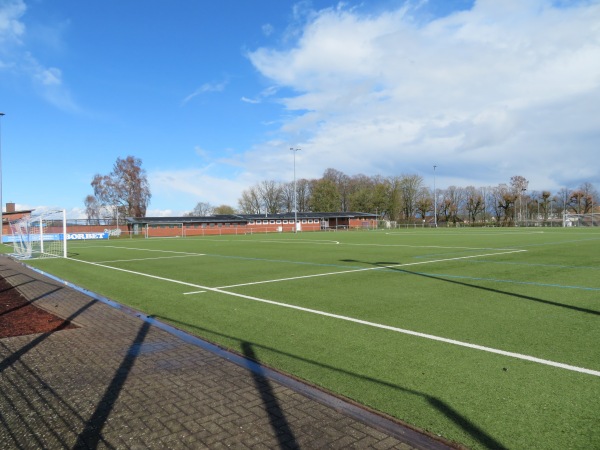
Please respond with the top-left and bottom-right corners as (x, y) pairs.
(9, 209), (68, 259)
(563, 213), (598, 227)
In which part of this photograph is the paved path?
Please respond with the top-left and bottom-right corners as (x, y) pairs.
(0, 256), (455, 449)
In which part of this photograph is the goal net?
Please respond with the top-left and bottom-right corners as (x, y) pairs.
(563, 213), (598, 227)
(9, 209), (67, 259)
(145, 222), (184, 238)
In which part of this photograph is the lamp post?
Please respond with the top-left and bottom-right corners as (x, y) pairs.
(0, 112), (4, 244)
(433, 165), (437, 228)
(520, 188), (526, 226)
(290, 148), (301, 233)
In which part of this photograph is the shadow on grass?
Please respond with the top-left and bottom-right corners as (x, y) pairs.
(342, 259), (600, 316)
(155, 314), (507, 450)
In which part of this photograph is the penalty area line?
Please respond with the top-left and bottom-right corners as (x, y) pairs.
(219, 249), (527, 289)
(68, 257), (600, 378)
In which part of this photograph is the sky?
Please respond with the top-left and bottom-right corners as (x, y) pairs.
(0, 0), (599, 218)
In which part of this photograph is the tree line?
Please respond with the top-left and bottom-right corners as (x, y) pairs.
(83, 157), (598, 226)
(232, 170), (598, 226)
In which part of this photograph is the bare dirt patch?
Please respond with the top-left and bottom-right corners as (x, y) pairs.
(0, 276), (78, 338)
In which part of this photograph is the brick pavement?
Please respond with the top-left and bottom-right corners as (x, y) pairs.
(0, 256), (455, 449)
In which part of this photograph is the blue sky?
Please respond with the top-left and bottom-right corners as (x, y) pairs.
(1, 0), (599, 218)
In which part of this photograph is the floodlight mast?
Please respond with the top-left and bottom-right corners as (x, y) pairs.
(433, 165), (437, 228)
(290, 148), (301, 233)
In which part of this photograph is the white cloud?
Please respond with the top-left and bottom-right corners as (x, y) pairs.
(241, 85), (279, 104)
(241, 96), (260, 104)
(262, 23), (274, 36)
(149, 168), (249, 209)
(34, 66), (62, 86)
(0, 0), (25, 47)
(182, 80), (228, 105)
(246, 0), (600, 192)
(0, 0), (79, 112)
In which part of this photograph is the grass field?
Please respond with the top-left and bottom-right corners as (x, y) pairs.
(8, 227), (600, 449)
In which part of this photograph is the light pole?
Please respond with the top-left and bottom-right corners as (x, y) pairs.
(433, 165), (437, 228)
(521, 188), (526, 226)
(0, 112), (4, 244)
(290, 148), (301, 233)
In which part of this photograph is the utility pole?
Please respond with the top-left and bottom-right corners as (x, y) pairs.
(290, 148), (301, 233)
(433, 165), (437, 227)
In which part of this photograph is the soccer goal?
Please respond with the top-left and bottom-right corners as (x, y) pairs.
(563, 213), (598, 227)
(9, 209), (68, 259)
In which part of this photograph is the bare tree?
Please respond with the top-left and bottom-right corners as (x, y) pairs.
(415, 187), (432, 221)
(296, 178), (311, 212)
(399, 174), (423, 222)
(580, 182), (598, 211)
(84, 195), (101, 221)
(90, 156), (151, 218)
(186, 202), (214, 217)
(464, 186), (484, 225)
(258, 180), (284, 214)
(238, 186), (262, 214)
(441, 186), (465, 225)
(573, 182), (598, 214)
(281, 181), (295, 213)
(385, 176), (403, 222)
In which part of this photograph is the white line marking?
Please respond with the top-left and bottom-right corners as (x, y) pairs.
(257, 239), (341, 245)
(218, 250), (527, 289)
(184, 291), (207, 295)
(96, 254), (205, 264)
(343, 243), (521, 251)
(385, 231), (546, 236)
(100, 246), (202, 255)
(69, 255), (600, 377)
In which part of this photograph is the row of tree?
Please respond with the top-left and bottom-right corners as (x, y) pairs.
(231, 169), (598, 226)
(84, 157), (598, 226)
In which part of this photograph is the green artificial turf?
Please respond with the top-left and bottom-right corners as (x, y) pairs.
(13, 227), (600, 449)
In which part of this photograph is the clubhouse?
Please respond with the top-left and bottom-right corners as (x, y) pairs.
(127, 212), (378, 237)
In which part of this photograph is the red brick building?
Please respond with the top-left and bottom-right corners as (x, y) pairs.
(1, 203), (34, 242)
(128, 212), (378, 237)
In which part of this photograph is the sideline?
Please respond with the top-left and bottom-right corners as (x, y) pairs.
(18, 262), (453, 450)
(54, 254), (600, 378)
